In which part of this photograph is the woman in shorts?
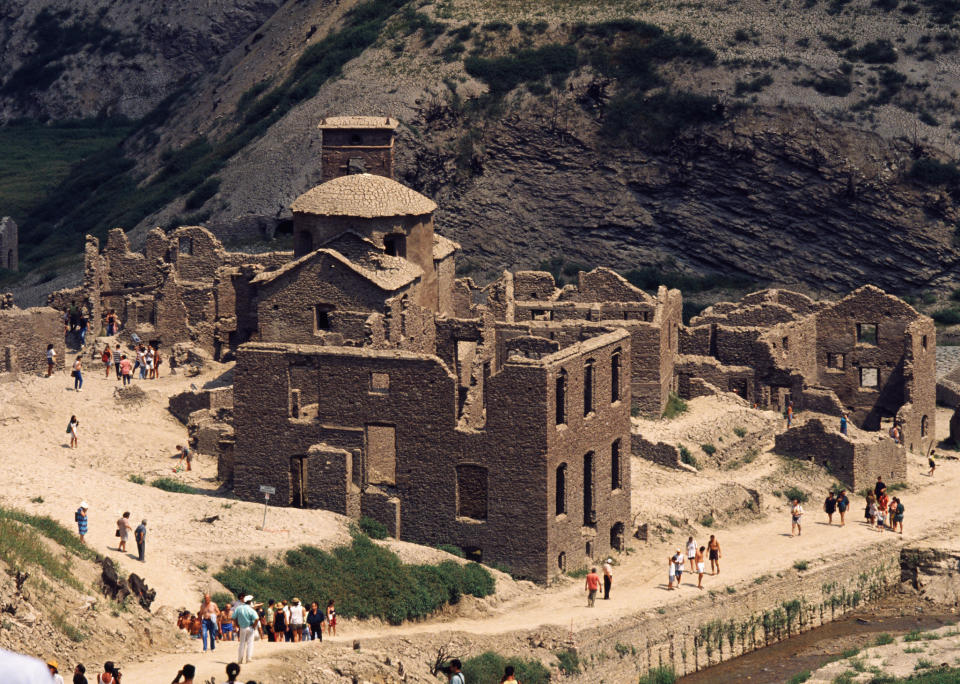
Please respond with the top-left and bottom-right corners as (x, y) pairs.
(790, 499), (804, 537)
(891, 497), (904, 534)
(667, 555), (676, 590)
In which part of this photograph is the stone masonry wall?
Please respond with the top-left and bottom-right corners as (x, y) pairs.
(0, 306), (65, 375)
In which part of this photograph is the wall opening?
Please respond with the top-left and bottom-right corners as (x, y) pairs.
(921, 414), (929, 437)
(350, 133), (363, 145)
(178, 236), (193, 256)
(585, 541), (593, 558)
(555, 463), (566, 516)
(828, 353), (845, 370)
(370, 372), (389, 393)
(462, 546), (483, 563)
(557, 552), (566, 572)
(611, 350), (621, 403)
(365, 424), (396, 486)
(860, 367), (879, 388)
(555, 370), (567, 426)
(583, 451), (595, 527)
(347, 157), (367, 174)
(610, 522), (625, 551)
(313, 304), (334, 333)
(456, 464), (488, 520)
(611, 439), (622, 490)
(782, 336), (790, 351)
(857, 323), (878, 345)
(294, 230), (313, 255)
(290, 455), (308, 507)
(584, 360), (594, 417)
(384, 233), (406, 258)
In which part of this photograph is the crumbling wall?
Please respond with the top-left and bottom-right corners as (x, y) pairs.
(631, 433), (681, 468)
(0, 306), (65, 375)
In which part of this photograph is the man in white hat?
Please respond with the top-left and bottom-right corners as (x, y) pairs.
(234, 595), (259, 664)
(602, 558), (614, 600)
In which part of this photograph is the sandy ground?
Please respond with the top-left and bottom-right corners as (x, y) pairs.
(3, 349), (960, 682)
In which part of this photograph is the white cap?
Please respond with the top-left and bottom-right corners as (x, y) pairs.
(606, 558), (613, 564)
(243, 595), (253, 603)
(80, 501), (88, 509)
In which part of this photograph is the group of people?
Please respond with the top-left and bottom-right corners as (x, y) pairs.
(176, 594), (338, 661)
(43, 659), (121, 684)
(72, 503), (148, 561)
(665, 535), (721, 590)
(97, 341), (163, 382)
(790, 476), (907, 537)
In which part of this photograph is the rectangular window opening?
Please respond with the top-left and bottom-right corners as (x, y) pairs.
(860, 367), (879, 388)
(313, 304), (334, 333)
(456, 464), (488, 521)
(857, 323), (878, 345)
(178, 236), (193, 256)
(611, 439), (622, 490)
(370, 372), (389, 393)
(584, 361), (594, 417)
(828, 353), (845, 370)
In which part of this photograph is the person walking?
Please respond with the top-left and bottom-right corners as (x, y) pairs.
(790, 499), (804, 536)
(101, 345), (112, 378)
(602, 557), (614, 600)
(824, 491), (837, 525)
(840, 412), (848, 435)
(786, 402), (793, 428)
(584, 567), (601, 606)
(72, 356), (83, 392)
(120, 355), (132, 386)
(113, 344), (122, 381)
(75, 502), (88, 544)
(326, 600), (337, 636)
(306, 601), (324, 642)
(135, 519), (147, 562)
(146, 346), (155, 380)
(837, 490), (849, 527)
(67, 415), (79, 448)
(200, 594), (220, 652)
(667, 553), (676, 590)
(78, 314), (88, 348)
(865, 492), (877, 526)
(672, 549), (685, 587)
(234, 595), (259, 664)
(272, 598), (286, 640)
(686, 536), (697, 572)
(288, 598), (305, 642)
(46, 344), (56, 378)
(695, 545), (706, 589)
(929, 451), (937, 477)
(892, 497), (904, 534)
(154, 346), (163, 378)
(219, 603), (234, 642)
(708, 535), (721, 575)
(116, 512), (133, 552)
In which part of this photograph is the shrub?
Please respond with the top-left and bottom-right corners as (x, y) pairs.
(734, 427), (747, 438)
(846, 39), (898, 63)
(461, 652), (550, 684)
(700, 515), (715, 527)
(679, 446), (698, 468)
(662, 392), (688, 419)
(782, 486), (808, 503)
(793, 560), (810, 571)
(638, 666), (677, 684)
(215, 535), (495, 625)
(734, 73), (773, 96)
(932, 308), (960, 325)
(603, 90), (722, 150)
(438, 544), (466, 558)
(874, 633), (895, 645)
(555, 649), (580, 675)
(798, 73), (852, 96)
(910, 158), (960, 189)
(29, 496), (43, 504)
(787, 672), (811, 684)
(358, 516), (389, 539)
(465, 44), (578, 96)
(128, 474), (145, 485)
(701, 443), (717, 455)
(841, 646), (860, 658)
(150, 477), (197, 494)
(211, 591), (234, 607)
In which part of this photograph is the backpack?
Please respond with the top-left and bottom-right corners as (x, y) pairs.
(75, 509), (81, 523)
(102, 350), (110, 363)
(66, 422), (72, 433)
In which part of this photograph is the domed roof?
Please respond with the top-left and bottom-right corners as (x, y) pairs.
(291, 174), (437, 218)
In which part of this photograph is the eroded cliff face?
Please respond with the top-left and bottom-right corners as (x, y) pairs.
(0, 0), (285, 119)
(399, 106), (958, 294)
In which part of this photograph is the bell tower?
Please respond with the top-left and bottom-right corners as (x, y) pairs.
(319, 116), (398, 182)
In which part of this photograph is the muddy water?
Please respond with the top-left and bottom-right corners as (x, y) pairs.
(680, 600), (957, 684)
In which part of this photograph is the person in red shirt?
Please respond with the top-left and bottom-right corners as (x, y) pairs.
(584, 567), (601, 607)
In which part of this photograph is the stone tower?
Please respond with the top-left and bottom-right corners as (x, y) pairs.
(318, 116), (398, 182)
(0, 217), (18, 272)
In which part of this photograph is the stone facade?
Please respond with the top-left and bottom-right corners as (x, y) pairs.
(0, 301), (64, 376)
(0, 217), (17, 271)
(318, 116), (398, 182)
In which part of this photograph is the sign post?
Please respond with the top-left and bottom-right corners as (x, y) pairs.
(259, 485), (276, 529)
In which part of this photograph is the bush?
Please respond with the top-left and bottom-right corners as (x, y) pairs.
(932, 308), (960, 325)
(874, 633), (895, 645)
(787, 672), (812, 684)
(798, 73), (852, 96)
(215, 535), (494, 625)
(910, 158), (960, 189)
(211, 591), (234, 607)
(793, 560), (809, 571)
(782, 486), (808, 503)
(662, 392), (688, 419)
(846, 39), (898, 63)
(461, 652), (550, 684)
(734, 427), (747, 438)
(358, 516), (389, 539)
(128, 474), (145, 485)
(679, 446), (698, 468)
(150, 477), (197, 494)
(639, 666), (677, 684)
(603, 90), (723, 150)
(734, 73), (773, 96)
(465, 44), (578, 96)
(555, 649), (580, 675)
(438, 544), (466, 558)
(700, 515), (714, 527)
(701, 444), (717, 455)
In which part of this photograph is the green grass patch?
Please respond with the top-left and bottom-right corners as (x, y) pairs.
(638, 666), (677, 684)
(0, 513), (91, 592)
(150, 477), (197, 494)
(788, 672), (811, 684)
(679, 446), (698, 468)
(783, 486), (809, 503)
(211, 591), (234, 607)
(734, 427), (747, 438)
(461, 652), (550, 684)
(128, 474), (145, 485)
(357, 516), (389, 539)
(841, 646), (860, 658)
(438, 543), (466, 558)
(875, 632), (895, 645)
(701, 443), (717, 455)
(662, 392), (688, 419)
(794, 560), (810, 571)
(555, 649), (580, 675)
(215, 533), (494, 625)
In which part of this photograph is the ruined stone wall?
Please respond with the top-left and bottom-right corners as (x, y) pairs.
(0, 306), (65, 375)
(900, 318), (937, 454)
(436, 253), (456, 316)
(169, 226), (225, 281)
(513, 271), (557, 301)
(675, 356), (755, 402)
(631, 433), (681, 468)
(575, 267), (652, 304)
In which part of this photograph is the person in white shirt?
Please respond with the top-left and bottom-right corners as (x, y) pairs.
(791, 500), (804, 537)
(288, 598), (305, 642)
(0, 648), (55, 683)
(686, 536), (697, 572)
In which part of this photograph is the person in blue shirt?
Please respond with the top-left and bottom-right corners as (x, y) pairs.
(234, 595), (259, 664)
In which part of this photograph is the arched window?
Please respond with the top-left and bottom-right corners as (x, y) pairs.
(555, 464), (566, 516)
(921, 415), (929, 437)
(611, 350), (621, 403)
(555, 370), (567, 426)
(611, 439), (622, 490)
(584, 359), (595, 417)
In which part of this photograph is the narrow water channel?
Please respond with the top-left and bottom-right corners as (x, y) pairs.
(680, 600), (956, 684)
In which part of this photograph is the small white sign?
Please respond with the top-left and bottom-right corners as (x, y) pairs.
(259, 485), (276, 495)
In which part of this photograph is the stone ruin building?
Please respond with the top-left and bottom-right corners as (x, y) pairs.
(43, 116), (936, 579)
(0, 217), (17, 271)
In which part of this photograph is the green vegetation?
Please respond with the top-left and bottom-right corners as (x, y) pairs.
(700, 514), (715, 527)
(662, 392), (688, 419)
(624, 263), (757, 295)
(438, 543), (466, 558)
(734, 73), (773, 96)
(700, 443), (717, 455)
(910, 158), (960, 198)
(465, 44), (578, 95)
(841, 646), (860, 658)
(915, 659), (935, 670)
(461, 652), (550, 684)
(783, 486), (809, 503)
(357, 516), (389, 539)
(793, 560), (810, 571)
(788, 672), (812, 684)
(29, 496), (43, 504)
(932, 308), (960, 326)
(679, 446), (698, 468)
(798, 72), (852, 97)
(845, 39), (898, 63)
(638, 667), (677, 684)
(150, 477), (197, 494)
(215, 532), (494, 625)
(874, 632), (895, 645)
(128, 474), (145, 485)
(554, 649), (580, 675)
(211, 591), (234, 607)
(734, 427), (747, 438)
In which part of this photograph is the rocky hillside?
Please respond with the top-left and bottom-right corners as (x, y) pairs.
(7, 0), (960, 295)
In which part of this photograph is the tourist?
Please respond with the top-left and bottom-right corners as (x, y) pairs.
(501, 665), (518, 683)
(272, 598), (287, 639)
(133, 345), (144, 379)
(840, 412), (848, 435)
(263, 600), (276, 642)
(326, 599), (337, 636)
(866, 495), (878, 529)
(170, 664), (195, 684)
(0, 648), (55, 683)
(68, 415), (79, 448)
(235, 595), (259, 664)
(176, 444), (192, 472)
(75, 501), (88, 543)
(288, 598), (305, 642)
(154, 346), (163, 378)
(72, 356), (83, 391)
(584, 567), (601, 606)
(892, 497), (904, 534)
(146, 346), (155, 379)
(837, 490), (849, 527)
(876, 490), (888, 532)
(307, 601), (324, 642)
(874, 476), (886, 499)
(46, 344), (56, 377)
(200, 593), (220, 652)
(219, 603), (234, 641)
(603, 557), (614, 599)
(445, 659), (465, 684)
(225, 663), (241, 683)
(101, 345), (112, 378)
(824, 491), (837, 525)
(708, 535), (721, 575)
(47, 660), (64, 684)
(78, 314), (88, 347)
(135, 519), (147, 562)
(686, 536), (697, 572)
(695, 545), (705, 589)
(116, 512), (133, 552)
(114, 344), (122, 380)
(929, 451), (936, 477)
(119, 355), (132, 386)
(73, 664), (87, 684)
(786, 402), (793, 428)
(97, 661), (118, 684)
(672, 548), (685, 587)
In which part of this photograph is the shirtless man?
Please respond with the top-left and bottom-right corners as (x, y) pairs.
(199, 594), (220, 652)
(695, 545), (706, 589)
(707, 535), (721, 575)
